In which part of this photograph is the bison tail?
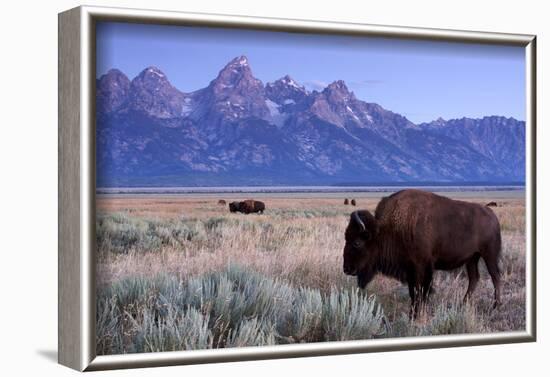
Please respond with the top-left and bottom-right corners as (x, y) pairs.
(496, 227), (503, 260)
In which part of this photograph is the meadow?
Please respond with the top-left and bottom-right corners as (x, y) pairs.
(95, 192), (526, 355)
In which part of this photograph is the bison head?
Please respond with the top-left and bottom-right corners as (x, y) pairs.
(229, 202), (240, 213)
(343, 210), (379, 288)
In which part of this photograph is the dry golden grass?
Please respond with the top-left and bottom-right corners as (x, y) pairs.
(97, 193), (526, 340)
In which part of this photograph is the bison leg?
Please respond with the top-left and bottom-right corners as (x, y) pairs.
(407, 273), (423, 319)
(421, 266), (433, 302)
(408, 266), (432, 319)
(483, 255), (502, 308)
(407, 279), (418, 319)
(463, 254), (481, 303)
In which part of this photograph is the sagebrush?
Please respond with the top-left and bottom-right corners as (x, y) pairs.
(97, 265), (385, 354)
(96, 196), (526, 354)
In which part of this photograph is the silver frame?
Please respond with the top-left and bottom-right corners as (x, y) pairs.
(58, 5), (537, 371)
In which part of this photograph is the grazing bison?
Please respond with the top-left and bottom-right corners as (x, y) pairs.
(343, 189), (502, 316)
(229, 201), (240, 213)
(344, 198), (349, 205)
(351, 199), (357, 206)
(218, 199), (227, 205)
(486, 201), (498, 207)
(229, 200), (265, 214)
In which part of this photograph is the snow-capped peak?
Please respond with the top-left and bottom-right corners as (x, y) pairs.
(145, 67), (165, 78)
(282, 77), (298, 88)
(227, 55), (249, 67)
(279, 75), (304, 90)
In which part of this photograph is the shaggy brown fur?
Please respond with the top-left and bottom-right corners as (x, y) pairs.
(343, 189), (502, 316)
(229, 200), (265, 214)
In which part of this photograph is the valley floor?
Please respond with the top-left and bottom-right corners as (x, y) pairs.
(95, 192), (526, 354)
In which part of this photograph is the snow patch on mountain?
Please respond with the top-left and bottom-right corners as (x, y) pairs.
(346, 105), (360, 121)
(146, 67), (165, 77)
(282, 76), (301, 89)
(181, 98), (193, 116)
(265, 99), (288, 127)
(96, 56), (526, 186)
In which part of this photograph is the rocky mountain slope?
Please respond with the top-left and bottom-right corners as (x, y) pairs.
(96, 56), (525, 186)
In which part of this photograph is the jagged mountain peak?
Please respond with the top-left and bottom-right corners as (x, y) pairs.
(326, 79), (348, 89)
(98, 69), (130, 92)
(303, 80), (360, 127)
(323, 80), (354, 100)
(209, 55), (263, 95)
(190, 55), (269, 122)
(428, 117), (448, 128)
(265, 75), (308, 107)
(277, 75), (305, 90)
(227, 55), (249, 67)
(216, 55), (253, 78)
(97, 69), (131, 114)
(127, 66), (186, 119)
(143, 65), (165, 74)
(98, 69), (130, 91)
(134, 66), (171, 84)
(101, 68), (129, 80)
(96, 59), (525, 186)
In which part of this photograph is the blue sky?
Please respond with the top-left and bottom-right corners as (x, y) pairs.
(96, 22), (525, 124)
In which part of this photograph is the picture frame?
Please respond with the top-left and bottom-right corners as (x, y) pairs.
(58, 5), (537, 371)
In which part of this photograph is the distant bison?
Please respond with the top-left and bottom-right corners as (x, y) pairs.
(343, 189), (502, 317)
(486, 201), (498, 207)
(351, 199), (357, 206)
(228, 201), (240, 213)
(229, 200), (265, 214)
(218, 199), (227, 205)
(344, 199), (349, 205)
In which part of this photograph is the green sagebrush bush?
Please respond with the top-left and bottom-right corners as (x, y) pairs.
(96, 265), (385, 354)
(97, 213), (285, 254)
(96, 212), (313, 256)
(97, 213), (206, 253)
(386, 301), (484, 338)
(267, 208), (345, 219)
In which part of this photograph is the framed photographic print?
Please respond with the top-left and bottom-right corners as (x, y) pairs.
(58, 5), (536, 371)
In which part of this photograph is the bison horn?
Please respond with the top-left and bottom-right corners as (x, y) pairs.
(352, 211), (366, 233)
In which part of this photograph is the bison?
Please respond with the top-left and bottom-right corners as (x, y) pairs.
(218, 199), (227, 205)
(344, 198), (349, 205)
(486, 201), (498, 207)
(228, 201), (240, 213)
(351, 199), (357, 206)
(343, 189), (502, 317)
(229, 200), (265, 214)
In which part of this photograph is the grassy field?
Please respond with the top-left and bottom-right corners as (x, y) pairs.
(95, 193), (526, 355)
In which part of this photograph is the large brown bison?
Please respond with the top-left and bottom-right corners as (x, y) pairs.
(351, 199), (357, 206)
(229, 200), (265, 214)
(343, 189), (502, 316)
(344, 198), (349, 205)
(218, 199), (227, 205)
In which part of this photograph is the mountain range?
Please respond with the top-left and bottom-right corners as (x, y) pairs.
(96, 55), (525, 187)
